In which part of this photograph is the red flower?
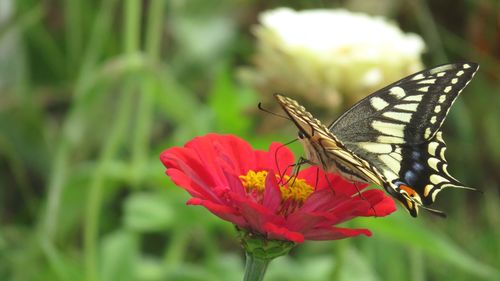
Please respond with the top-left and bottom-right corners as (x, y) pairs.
(160, 134), (396, 243)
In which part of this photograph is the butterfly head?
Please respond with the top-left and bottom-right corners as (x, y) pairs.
(274, 94), (330, 139)
(274, 94), (342, 170)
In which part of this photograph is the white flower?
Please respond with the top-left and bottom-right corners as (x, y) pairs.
(240, 7), (425, 110)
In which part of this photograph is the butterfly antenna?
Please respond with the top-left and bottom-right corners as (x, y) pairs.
(274, 139), (300, 183)
(258, 102), (291, 120)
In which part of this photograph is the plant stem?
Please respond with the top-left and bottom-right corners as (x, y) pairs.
(329, 239), (347, 281)
(65, 0), (83, 72)
(84, 88), (134, 281)
(124, 0), (141, 54)
(145, 0), (165, 57)
(243, 253), (270, 281)
(130, 0), (165, 185)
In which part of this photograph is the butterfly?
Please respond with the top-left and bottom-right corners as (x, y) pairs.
(275, 62), (479, 217)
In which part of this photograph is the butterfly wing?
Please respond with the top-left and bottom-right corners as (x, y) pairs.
(274, 94), (386, 186)
(329, 62), (479, 215)
(330, 63), (478, 144)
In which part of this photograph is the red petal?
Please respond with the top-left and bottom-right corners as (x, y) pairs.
(358, 189), (397, 217)
(303, 226), (372, 241)
(161, 147), (227, 197)
(230, 192), (283, 232)
(263, 222), (305, 243)
(327, 199), (373, 225)
(262, 171), (282, 212)
(165, 167), (222, 203)
(222, 170), (247, 197)
(165, 169), (204, 197)
(264, 142), (295, 174)
(300, 189), (348, 214)
(298, 167), (368, 196)
(186, 198), (247, 227)
(285, 210), (338, 232)
(212, 134), (257, 174)
(185, 134), (243, 179)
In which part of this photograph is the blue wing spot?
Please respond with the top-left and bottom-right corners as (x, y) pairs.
(404, 170), (418, 185)
(412, 162), (424, 172)
(412, 151), (421, 159)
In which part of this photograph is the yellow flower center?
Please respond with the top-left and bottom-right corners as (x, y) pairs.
(239, 170), (268, 193)
(239, 170), (314, 204)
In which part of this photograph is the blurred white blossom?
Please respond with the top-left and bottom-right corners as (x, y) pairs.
(240, 7), (425, 110)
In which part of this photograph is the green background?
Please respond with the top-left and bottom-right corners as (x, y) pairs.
(1, 1), (499, 281)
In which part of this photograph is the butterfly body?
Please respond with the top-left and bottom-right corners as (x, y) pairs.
(275, 62), (479, 217)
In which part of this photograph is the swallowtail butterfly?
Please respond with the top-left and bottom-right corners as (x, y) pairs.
(275, 62), (479, 217)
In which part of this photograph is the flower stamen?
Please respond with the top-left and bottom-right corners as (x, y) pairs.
(279, 175), (313, 203)
(239, 170), (314, 206)
(240, 170), (268, 193)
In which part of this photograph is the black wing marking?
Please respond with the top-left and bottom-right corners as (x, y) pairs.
(371, 131), (475, 217)
(393, 131), (470, 206)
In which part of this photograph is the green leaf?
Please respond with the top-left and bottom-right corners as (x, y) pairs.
(100, 230), (138, 281)
(123, 192), (175, 232)
(355, 212), (500, 280)
(208, 65), (256, 135)
(339, 247), (380, 281)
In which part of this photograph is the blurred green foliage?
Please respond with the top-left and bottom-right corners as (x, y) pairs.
(0, 0), (499, 281)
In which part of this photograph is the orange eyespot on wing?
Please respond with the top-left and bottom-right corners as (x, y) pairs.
(399, 184), (417, 198)
(392, 184), (419, 217)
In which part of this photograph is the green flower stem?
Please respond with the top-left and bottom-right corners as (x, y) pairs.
(243, 253), (270, 281)
(238, 229), (296, 281)
(329, 239), (348, 281)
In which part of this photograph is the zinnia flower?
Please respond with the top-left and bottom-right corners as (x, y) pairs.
(160, 133), (396, 244)
(240, 8), (425, 110)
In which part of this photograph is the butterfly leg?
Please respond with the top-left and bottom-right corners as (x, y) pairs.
(352, 182), (377, 216)
(320, 170), (337, 196)
(278, 157), (309, 186)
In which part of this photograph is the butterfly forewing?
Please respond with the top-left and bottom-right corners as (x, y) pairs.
(330, 63), (478, 145)
(275, 62), (479, 217)
(274, 94), (385, 186)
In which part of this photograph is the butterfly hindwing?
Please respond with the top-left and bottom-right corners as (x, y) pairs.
(365, 130), (472, 216)
(395, 131), (467, 206)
